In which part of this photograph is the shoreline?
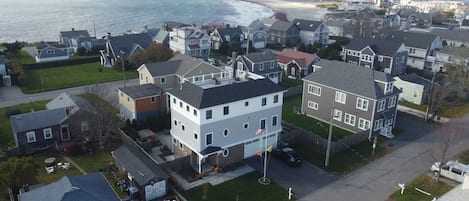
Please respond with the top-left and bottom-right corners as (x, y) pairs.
(237, 0), (289, 21)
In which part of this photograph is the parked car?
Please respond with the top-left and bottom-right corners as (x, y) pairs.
(274, 147), (302, 166)
(431, 161), (469, 183)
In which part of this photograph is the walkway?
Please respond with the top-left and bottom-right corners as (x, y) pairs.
(63, 156), (87, 175)
(397, 105), (450, 123)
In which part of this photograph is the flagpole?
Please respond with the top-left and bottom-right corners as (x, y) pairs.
(263, 128), (267, 180)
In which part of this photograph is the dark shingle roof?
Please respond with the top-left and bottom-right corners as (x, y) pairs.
(19, 173), (120, 201)
(397, 73), (432, 87)
(462, 19), (469, 27)
(168, 79), (285, 109)
(60, 29), (90, 39)
(239, 51), (282, 74)
(109, 33), (153, 58)
(293, 19), (323, 32)
(36, 44), (68, 58)
(113, 144), (168, 186)
(345, 37), (403, 56)
(431, 29), (469, 43)
(141, 54), (222, 77)
(242, 51), (277, 63)
(215, 27), (243, 42)
(377, 30), (439, 49)
(118, 84), (163, 99)
(304, 59), (396, 99)
(270, 21), (295, 32)
(10, 108), (66, 133)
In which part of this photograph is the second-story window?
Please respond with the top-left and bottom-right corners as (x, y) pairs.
(308, 84), (321, 96)
(262, 97), (267, 106)
(274, 95), (279, 103)
(335, 91), (346, 104)
(259, 63), (264, 71)
(272, 116), (278, 126)
(356, 97), (369, 111)
(377, 100), (386, 112)
(186, 105), (190, 112)
(223, 106), (229, 115)
(260, 119), (266, 129)
(206, 110), (212, 119)
(388, 96), (397, 108)
(151, 96), (156, 103)
(193, 109), (197, 116)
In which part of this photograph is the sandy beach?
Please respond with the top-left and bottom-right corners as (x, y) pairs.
(245, 0), (334, 21)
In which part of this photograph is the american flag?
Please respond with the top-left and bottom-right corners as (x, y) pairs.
(256, 128), (264, 135)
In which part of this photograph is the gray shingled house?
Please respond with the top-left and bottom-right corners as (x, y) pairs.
(342, 37), (408, 76)
(18, 173), (120, 201)
(236, 51), (283, 84)
(10, 93), (95, 155)
(59, 28), (95, 53)
(35, 43), (69, 63)
(100, 33), (153, 67)
(293, 19), (330, 45)
(210, 26), (244, 53)
(267, 20), (299, 47)
(302, 60), (401, 138)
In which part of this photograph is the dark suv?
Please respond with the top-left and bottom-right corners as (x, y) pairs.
(274, 147), (302, 166)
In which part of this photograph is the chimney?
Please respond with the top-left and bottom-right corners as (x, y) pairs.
(231, 52), (238, 78)
(106, 32), (112, 40)
(71, 28), (75, 32)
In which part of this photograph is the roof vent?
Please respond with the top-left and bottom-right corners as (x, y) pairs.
(296, 22), (300, 25)
(16, 116), (22, 120)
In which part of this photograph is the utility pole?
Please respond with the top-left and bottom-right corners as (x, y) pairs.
(246, 28), (250, 55)
(120, 50), (126, 87)
(425, 71), (437, 122)
(325, 100), (336, 167)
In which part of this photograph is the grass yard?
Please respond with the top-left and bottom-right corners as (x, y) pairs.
(185, 172), (289, 201)
(32, 153), (83, 184)
(0, 100), (49, 151)
(280, 75), (303, 88)
(20, 50), (35, 64)
(399, 100), (469, 118)
(69, 55), (100, 60)
(292, 139), (389, 174)
(21, 62), (138, 94)
(389, 175), (452, 201)
(282, 95), (353, 141)
(69, 151), (114, 173)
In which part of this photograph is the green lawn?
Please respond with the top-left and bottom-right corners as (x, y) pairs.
(21, 62), (138, 94)
(69, 55), (100, 60)
(20, 50), (35, 64)
(0, 100), (49, 151)
(32, 154), (83, 184)
(185, 172), (289, 201)
(280, 75), (303, 88)
(389, 175), (452, 201)
(69, 151), (114, 173)
(292, 139), (389, 174)
(282, 95), (353, 141)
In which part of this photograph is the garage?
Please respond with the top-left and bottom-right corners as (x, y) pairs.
(243, 134), (278, 158)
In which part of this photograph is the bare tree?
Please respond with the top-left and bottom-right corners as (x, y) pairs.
(84, 84), (120, 147)
(429, 122), (461, 182)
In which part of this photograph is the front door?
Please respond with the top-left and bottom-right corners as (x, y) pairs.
(61, 125), (70, 141)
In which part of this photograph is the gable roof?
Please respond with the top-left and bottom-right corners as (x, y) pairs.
(430, 29), (469, 43)
(270, 21), (295, 32)
(304, 59), (396, 99)
(108, 33), (153, 58)
(36, 44), (68, 58)
(396, 73), (432, 87)
(140, 54), (222, 77)
(154, 29), (169, 44)
(118, 84), (163, 99)
(168, 79), (285, 109)
(242, 51), (277, 63)
(214, 27), (243, 42)
(248, 19), (267, 30)
(10, 108), (67, 133)
(112, 144), (168, 186)
(18, 173), (120, 201)
(46, 92), (95, 114)
(60, 29), (90, 39)
(376, 30), (439, 49)
(277, 48), (318, 68)
(293, 19), (323, 32)
(345, 37), (404, 56)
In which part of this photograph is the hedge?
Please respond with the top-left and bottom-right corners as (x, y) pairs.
(23, 56), (99, 69)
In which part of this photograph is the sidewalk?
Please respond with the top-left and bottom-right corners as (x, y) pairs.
(397, 105), (450, 123)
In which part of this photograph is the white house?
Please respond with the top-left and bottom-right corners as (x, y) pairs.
(293, 19), (330, 45)
(169, 25), (211, 58)
(167, 73), (285, 173)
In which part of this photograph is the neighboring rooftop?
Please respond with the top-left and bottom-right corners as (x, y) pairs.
(293, 19), (323, 31)
(10, 108), (66, 133)
(118, 84), (163, 99)
(270, 21), (294, 32)
(46, 92), (95, 113)
(168, 78), (285, 109)
(60, 29), (90, 39)
(437, 46), (469, 58)
(377, 30), (439, 49)
(430, 29), (469, 43)
(345, 37), (404, 56)
(108, 33), (153, 58)
(397, 73), (432, 87)
(18, 173), (120, 201)
(139, 54), (222, 77)
(241, 51), (277, 63)
(305, 59), (396, 99)
(112, 143), (168, 186)
(277, 48), (318, 68)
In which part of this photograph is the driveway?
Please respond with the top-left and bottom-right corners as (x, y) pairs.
(246, 154), (338, 198)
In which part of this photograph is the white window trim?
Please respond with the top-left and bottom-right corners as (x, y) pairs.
(26, 131), (36, 143)
(335, 91), (346, 104)
(358, 118), (370, 130)
(388, 96), (396, 108)
(307, 101), (319, 110)
(222, 148), (230, 157)
(151, 96), (156, 103)
(333, 109), (342, 121)
(43, 128), (52, 139)
(356, 97), (369, 111)
(374, 119), (383, 131)
(344, 113), (356, 126)
(160, 77), (166, 84)
(308, 84), (321, 96)
(223, 128), (229, 137)
(377, 100), (386, 112)
(206, 133), (213, 146)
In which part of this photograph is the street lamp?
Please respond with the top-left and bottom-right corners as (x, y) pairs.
(120, 50), (127, 87)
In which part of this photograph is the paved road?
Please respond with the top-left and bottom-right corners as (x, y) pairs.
(298, 114), (469, 201)
(0, 78), (139, 108)
(246, 154), (338, 198)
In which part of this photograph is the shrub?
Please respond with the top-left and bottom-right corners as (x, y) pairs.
(5, 108), (21, 117)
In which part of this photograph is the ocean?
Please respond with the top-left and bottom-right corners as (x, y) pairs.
(0, 0), (274, 43)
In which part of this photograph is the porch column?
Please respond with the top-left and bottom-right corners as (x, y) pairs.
(198, 156), (203, 174)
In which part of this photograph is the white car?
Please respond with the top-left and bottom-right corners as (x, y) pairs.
(431, 161), (469, 183)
